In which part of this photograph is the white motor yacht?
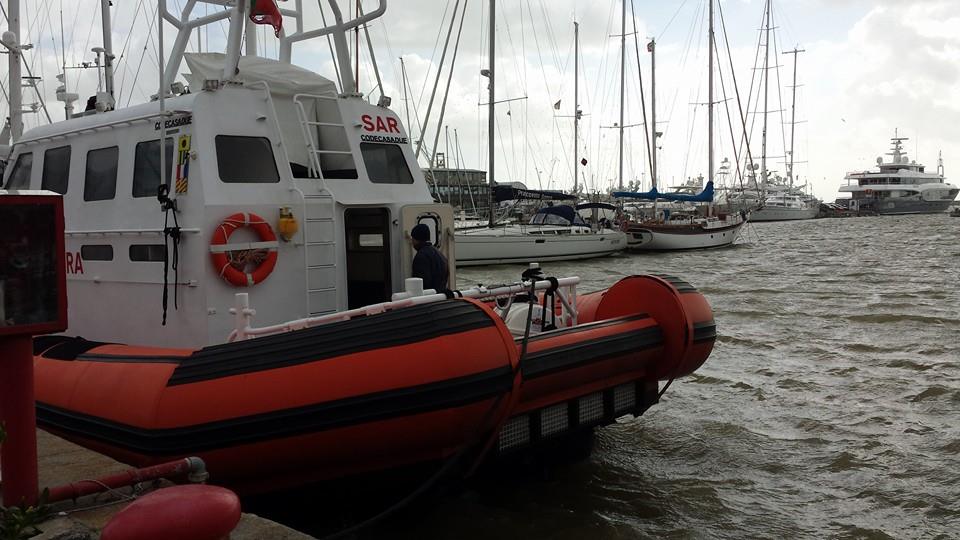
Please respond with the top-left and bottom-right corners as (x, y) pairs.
(839, 133), (958, 214)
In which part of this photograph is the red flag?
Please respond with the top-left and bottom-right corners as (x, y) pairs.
(250, 0), (283, 37)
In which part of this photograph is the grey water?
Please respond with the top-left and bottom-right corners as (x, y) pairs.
(391, 215), (960, 539)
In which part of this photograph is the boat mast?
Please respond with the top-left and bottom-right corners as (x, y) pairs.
(6, 0), (22, 141)
(708, 0), (714, 184)
(400, 57), (413, 143)
(649, 38), (656, 190)
(100, 0), (115, 99)
(573, 21), (579, 194)
(618, 1), (625, 191)
(486, 0), (496, 227)
(760, 0), (771, 192)
(784, 47), (804, 189)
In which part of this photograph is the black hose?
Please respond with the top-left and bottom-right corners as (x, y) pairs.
(320, 278), (541, 540)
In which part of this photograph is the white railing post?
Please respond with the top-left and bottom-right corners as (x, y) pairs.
(229, 293), (256, 341)
(405, 277), (424, 297)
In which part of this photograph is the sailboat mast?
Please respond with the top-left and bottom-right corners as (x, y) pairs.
(573, 21), (579, 193)
(618, 1), (625, 191)
(7, 0), (22, 141)
(708, 0), (714, 182)
(649, 39), (656, 189)
(487, 0), (496, 227)
(760, 0), (770, 189)
(784, 47), (804, 188)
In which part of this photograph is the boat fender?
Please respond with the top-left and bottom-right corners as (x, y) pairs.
(209, 213), (279, 287)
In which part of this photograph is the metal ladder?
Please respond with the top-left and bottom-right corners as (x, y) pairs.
(297, 189), (339, 316)
(293, 93), (354, 184)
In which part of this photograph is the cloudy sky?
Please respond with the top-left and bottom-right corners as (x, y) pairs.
(5, 0), (958, 199)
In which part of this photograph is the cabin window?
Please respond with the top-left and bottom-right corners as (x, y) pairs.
(4, 152), (33, 189)
(215, 135), (280, 183)
(360, 143), (413, 184)
(41, 146), (72, 194)
(129, 244), (166, 262)
(84, 146), (119, 201)
(133, 138), (175, 198)
(81, 245), (113, 261)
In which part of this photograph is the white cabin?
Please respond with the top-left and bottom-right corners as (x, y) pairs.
(2, 54), (454, 349)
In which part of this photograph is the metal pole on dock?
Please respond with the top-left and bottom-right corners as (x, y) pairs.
(0, 336), (39, 506)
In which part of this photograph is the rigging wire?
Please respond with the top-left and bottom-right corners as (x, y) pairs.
(416, 0), (455, 109)
(126, 4), (159, 108)
(629, 0), (654, 187)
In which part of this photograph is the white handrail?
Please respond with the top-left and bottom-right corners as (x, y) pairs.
(228, 276), (581, 342)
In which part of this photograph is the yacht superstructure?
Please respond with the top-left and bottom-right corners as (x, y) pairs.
(840, 135), (957, 215)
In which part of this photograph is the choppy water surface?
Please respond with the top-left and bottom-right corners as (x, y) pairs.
(389, 215), (959, 539)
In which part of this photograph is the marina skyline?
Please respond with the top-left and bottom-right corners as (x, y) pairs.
(4, 0), (958, 200)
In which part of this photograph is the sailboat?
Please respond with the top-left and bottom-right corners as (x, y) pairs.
(454, 17), (626, 266)
(613, 2), (747, 251)
(727, 0), (820, 221)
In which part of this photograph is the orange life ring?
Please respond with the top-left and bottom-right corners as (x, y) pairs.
(209, 212), (279, 287)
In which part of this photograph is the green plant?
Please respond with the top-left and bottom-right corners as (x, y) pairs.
(0, 489), (52, 540)
(0, 426), (52, 540)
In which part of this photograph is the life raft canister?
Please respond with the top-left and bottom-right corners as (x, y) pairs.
(210, 213), (279, 287)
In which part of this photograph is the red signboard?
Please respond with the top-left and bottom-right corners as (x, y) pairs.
(0, 194), (68, 337)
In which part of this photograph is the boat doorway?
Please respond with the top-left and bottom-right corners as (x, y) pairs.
(344, 207), (392, 309)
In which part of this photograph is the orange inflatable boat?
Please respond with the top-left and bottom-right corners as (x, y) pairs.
(33, 275), (714, 494)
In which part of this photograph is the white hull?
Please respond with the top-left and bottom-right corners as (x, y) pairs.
(626, 220), (746, 251)
(455, 227), (626, 266)
(750, 205), (819, 222)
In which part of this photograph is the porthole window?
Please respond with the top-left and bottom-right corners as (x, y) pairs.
(80, 245), (114, 261)
(129, 244), (166, 262)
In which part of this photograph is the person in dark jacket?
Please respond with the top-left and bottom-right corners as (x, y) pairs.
(410, 223), (449, 292)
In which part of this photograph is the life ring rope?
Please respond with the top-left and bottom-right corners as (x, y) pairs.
(210, 212), (278, 287)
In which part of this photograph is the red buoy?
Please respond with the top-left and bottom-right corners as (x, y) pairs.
(100, 485), (241, 540)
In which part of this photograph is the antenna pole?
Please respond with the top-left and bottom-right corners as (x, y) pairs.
(100, 0), (115, 98)
(573, 21), (579, 194)
(7, 0), (22, 140)
(486, 0), (496, 227)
